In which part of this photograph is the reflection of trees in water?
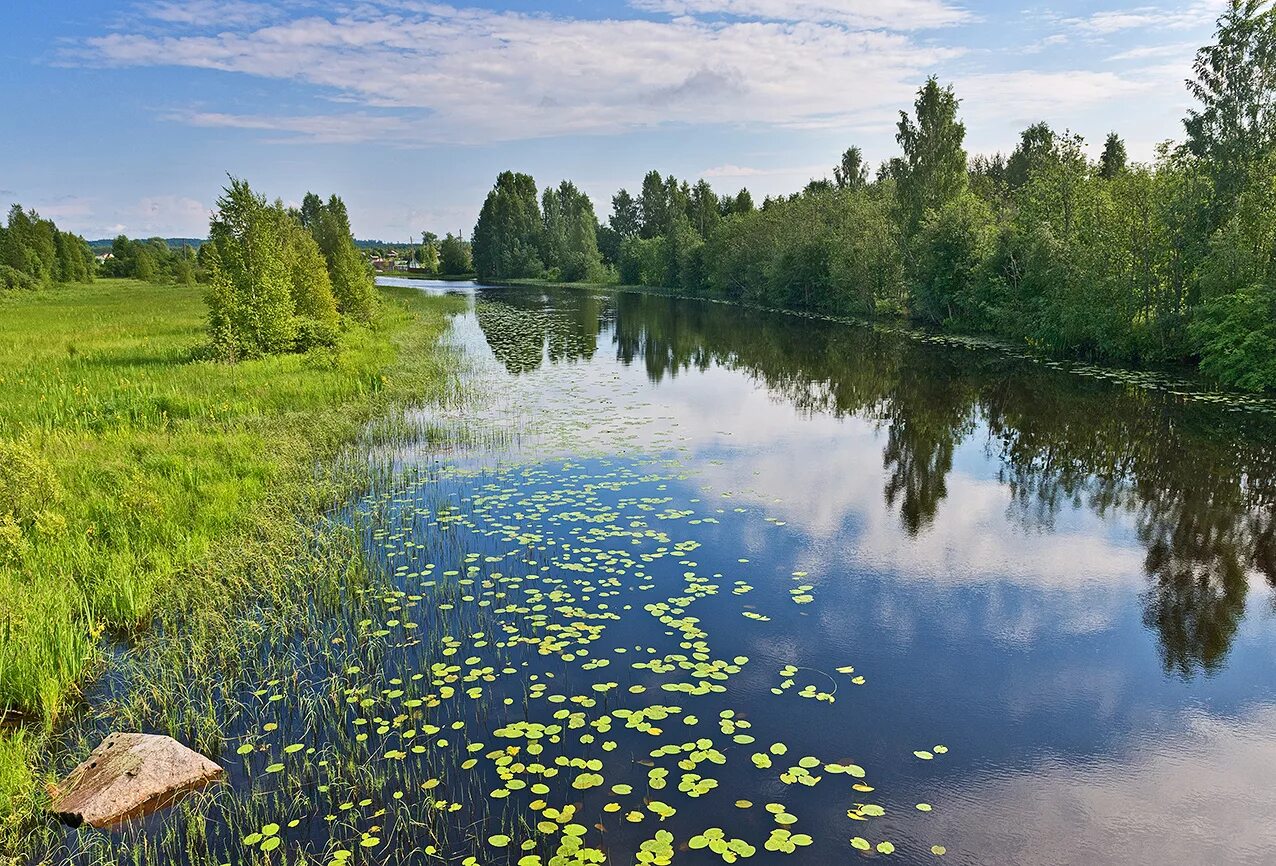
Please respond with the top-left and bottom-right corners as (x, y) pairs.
(474, 288), (608, 374)
(490, 286), (1276, 677)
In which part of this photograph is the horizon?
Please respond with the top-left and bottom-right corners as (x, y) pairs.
(3, 0), (1227, 240)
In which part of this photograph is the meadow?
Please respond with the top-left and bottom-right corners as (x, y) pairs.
(0, 279), (463, 842)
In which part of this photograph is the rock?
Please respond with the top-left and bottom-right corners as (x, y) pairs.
(51, 733), (224, 829)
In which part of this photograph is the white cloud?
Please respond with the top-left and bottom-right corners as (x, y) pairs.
(700, 164), (765, 177)
(77, 3), (964, 144)
(629, 0), (973, 29)
(1060, 1), (1224, 36)
(143, 0), (281, 28)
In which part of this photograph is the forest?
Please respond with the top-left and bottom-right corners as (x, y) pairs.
(472, 0), (1276, 391)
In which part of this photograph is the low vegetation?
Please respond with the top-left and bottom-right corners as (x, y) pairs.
(0, 273), (463, 843)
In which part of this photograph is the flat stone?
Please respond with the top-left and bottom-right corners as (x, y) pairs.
(51, 733), (224, 829)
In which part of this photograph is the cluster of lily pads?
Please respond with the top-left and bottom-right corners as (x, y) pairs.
(210, 301), (957, 864)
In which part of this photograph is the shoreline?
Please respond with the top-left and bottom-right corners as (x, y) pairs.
(482, 277), (1276, 414)
(0, 280), (465, 858)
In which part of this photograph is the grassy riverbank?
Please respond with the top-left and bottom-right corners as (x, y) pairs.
(0, 279), (463, 846)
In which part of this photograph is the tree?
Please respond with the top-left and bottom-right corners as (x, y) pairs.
(304, 193), (376, 322)
(472, 171), (544, 280)
(274, 203), (339, 346)
(1006, 122), (1057, 190)
(911, 192), (996, 324)
(440, 232), (473, 276)
(896, 77), (970, 233)
(542, 181), (603, 279)
(638, 170), (669, 239)
(205, 178), (297, 359)
(1100, 132), (1129, 179)
(1184, 0), (1276, 210)
(1189, 152), (1276, 390)
(834, 146), (869, 191)
(417, 231), (441, 274)
(610, 189), (641, 238)
(688, 180), (721, 239)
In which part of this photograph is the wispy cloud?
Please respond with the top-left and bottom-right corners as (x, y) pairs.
(629, 0), (973, 29)
(142, 0), (283, 28)
(77, 4), (967, 144)
(1058, 1), (1224, 36)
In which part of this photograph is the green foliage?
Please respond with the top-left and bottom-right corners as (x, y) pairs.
(541, 181), (605, 281)
(0, 205), (93, 290)
(638, 170), (670, 239)
(834, 146), (870, 191)
(1006, 122), (1056, 190)
(895, 77), (969, 233)
(302, 192), (376, 322)
(417, 232), (441, 275)
(912, 192), (996, 325)
(277, 208), (340, 348)
(1184, 0), (1276, 210)
(1190, 155), (1276, 389)
(439, 232), (473, 276)
(610, 188), (641, 238)
(473, 171), (544, 280)
(100, 236), (198, 284)
(205, 178), (299, 359)
(1100, 132), (1129, 179)
(619, 235), (667, 286)
(705, 186), (901, 314)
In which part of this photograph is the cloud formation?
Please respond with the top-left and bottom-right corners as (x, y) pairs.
(629, 0), (973, 29)
(82, 3), (965, 144)
(69, 0), (1184, 147)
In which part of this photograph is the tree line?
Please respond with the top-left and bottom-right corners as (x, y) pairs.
(203, 180), (377, 360)
(100, 235), (200, 285)
(399, 232), (473, 276)
(0, 205), (95, 289)
(472, 0), (1276, 392)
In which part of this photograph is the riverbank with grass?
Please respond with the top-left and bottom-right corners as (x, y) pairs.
(0, 278), (464, 856)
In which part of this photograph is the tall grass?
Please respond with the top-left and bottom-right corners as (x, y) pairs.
(0, 278), (464, 846)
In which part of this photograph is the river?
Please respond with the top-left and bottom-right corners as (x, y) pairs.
(52, 277), (1276, 866)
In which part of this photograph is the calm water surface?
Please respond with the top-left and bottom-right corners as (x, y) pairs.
(376, 278), (1276, 866)
(48, 277), (1276, 866)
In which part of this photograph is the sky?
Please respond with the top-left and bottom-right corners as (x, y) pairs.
(0, 0), (1227, 241)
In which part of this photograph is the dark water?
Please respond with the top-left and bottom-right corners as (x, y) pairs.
(44, 278), (1276, 866)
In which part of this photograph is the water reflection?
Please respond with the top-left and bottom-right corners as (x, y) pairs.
(473, 285), (1276, 678)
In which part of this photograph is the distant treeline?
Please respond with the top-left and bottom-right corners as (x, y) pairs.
(390, 232), (474, 277)
(472, 1), (1276, 392)
(0, 205), (96, 289)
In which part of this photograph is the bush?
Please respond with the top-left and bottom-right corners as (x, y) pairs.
(0, 265), (36, 291)
(0, 439), (61, 564)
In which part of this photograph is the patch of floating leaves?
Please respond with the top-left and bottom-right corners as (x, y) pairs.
(217, 320), (952, 866)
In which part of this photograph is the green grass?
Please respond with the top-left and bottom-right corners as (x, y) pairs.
(0, 278), (463, 839)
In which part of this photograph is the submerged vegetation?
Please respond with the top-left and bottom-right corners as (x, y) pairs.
(0, 276), (463, 851)
(472, 1), (1276, 392)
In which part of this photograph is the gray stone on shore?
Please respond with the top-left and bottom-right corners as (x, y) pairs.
(51, 733), (224, 829)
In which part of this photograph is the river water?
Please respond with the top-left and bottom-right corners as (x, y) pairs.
(48, 277), (1276, 866)
(358, 278), (1276, 866)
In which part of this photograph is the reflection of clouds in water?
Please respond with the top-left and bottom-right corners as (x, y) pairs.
(927, 704), (1276, 866)
(641, 365), (1148, 595)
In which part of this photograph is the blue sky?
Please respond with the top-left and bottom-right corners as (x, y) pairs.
(1, 0), (1224, 241)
